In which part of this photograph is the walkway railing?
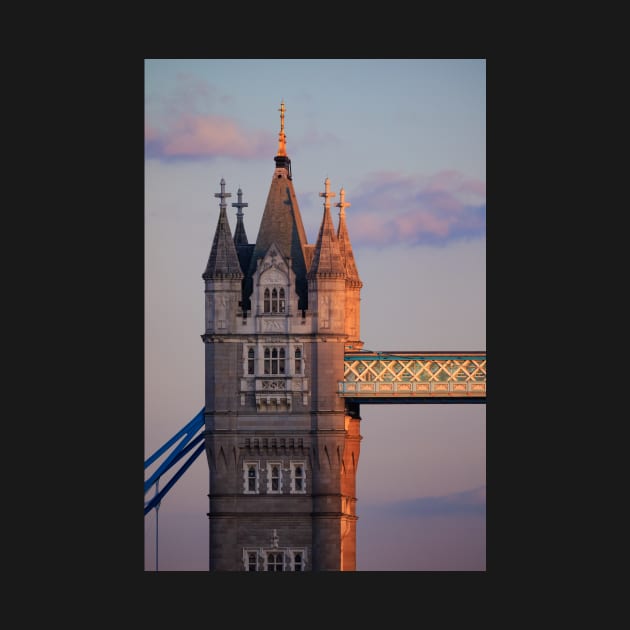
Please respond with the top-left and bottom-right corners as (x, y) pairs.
(339, 351), (486, 403)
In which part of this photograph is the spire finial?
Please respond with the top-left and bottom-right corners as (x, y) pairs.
(231, 187), (248, 218)
(319, 177), (336, 210)
(335, 187), (350, 219)
(214, 178), (231, 210)
(277, 100), (287, 157)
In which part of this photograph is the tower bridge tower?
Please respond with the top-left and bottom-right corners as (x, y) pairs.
(201, 102), (363, 571)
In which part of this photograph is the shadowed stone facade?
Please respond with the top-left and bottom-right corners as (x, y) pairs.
(202, 103), (363, 571)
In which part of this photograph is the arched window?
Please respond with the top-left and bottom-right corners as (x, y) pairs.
(264, 348), (270, 374)
(264, 286), (286, 313)
(247, 348), (255, 375)
(294, 552), (302, 572)
(294, 466), (304, 491)
(271, 465), (280, 491)
(248, 466), (256, 491)
(264, 288), (270, 313)
(267, 552), (284, 571)
(294, 348), (302, 374)
(278, 288), (285, 313)
(264, 347), (286, 375)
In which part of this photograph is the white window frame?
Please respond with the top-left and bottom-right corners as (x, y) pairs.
(243, 549), (260, 571)
(290, 460), (307, 494)
(265, 550), (285, 571)
(242, 547), (308, 571)
(243, 461), (260, 494)
(289, 549), (307, 571)
(246, 346), (255, 375)
(293, 345), (304, 375)
(266, 461), (283, 494)
(263, 346), (286, 375)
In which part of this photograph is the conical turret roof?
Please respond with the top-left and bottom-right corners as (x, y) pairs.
(203, 178), (243, 280)
(308, 178), (346, 279)
(336, 187), (362, 286)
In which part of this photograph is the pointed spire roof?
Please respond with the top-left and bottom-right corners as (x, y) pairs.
(308, 178), (346, 279)
(232, 187), (249, 246)
(247, 102), (308, 308)
(203, 178), (244, 280)
(336, 187), (362, 287)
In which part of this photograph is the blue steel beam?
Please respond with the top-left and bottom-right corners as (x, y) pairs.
(144, 441), (206, 515)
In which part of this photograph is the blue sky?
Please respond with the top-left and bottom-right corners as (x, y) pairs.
(144, 58), (486, 571)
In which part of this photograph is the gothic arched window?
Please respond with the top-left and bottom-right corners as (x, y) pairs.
(264, 288), (271, 313)
(247, 348), (255, 375)
(264, 347), (286, 375)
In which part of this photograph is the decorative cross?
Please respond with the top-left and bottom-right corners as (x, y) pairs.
(214, 178), (231, 210)
(319, 177), (336, 209)
(279, 100), (285, 133)
(271, 528), (279, 548)
(231, 188), (248, 218)
(335, 187), (351, 219)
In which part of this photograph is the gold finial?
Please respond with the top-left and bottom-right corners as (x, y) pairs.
(279, 100), (285, 133)
(277, 100), (287, 157)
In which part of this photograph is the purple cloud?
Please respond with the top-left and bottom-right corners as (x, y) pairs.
(146, 74), (274, 161)
(345, 170), (486, 247)
(362, 486), (486, 516)
(145, 114), (274, 160)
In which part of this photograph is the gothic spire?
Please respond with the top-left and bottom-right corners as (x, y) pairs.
(203, 178), (244, 280)
(336, 187), (362, 287)
(232, 187), (249, 246)
(308, 178), (346, 279)
(247, 102), (308, 309)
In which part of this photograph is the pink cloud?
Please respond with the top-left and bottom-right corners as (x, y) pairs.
(345, 170), (485, 248)
(146, 114), (274, 160)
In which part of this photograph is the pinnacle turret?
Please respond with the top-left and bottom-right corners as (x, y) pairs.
(307, 178), (346, 279)
(203, 178), (244, 280)
(336, 187), (362, 287)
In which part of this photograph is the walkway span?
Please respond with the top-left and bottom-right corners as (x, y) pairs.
(339, 351), (486, 404)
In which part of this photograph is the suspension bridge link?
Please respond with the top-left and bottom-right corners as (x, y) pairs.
(144, 407), (206, 515)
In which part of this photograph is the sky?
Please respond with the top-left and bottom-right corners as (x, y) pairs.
(144, 58), (486, 572)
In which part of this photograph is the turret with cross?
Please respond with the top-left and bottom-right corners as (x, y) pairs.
(319, 177), (336, 210)
(214, 178), (231, 210)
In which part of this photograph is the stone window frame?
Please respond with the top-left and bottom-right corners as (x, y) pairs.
(244, 343), (304, 378)
(266, 461), (283, 494)
(243, 460), (260, 494)
(242, 547), (308, 571)
(263, 287), (286, 314)
(263, 346), (286, 375)
(290, 460), (307, 494)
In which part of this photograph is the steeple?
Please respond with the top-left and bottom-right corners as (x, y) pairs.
(307, 178), (346, 279)
(273, 99), (292, 178)
(232, 188), (249, 246)
(246, 101), (308, 310)
(335, 187), (362, 287)
(203, 178), (244, 280)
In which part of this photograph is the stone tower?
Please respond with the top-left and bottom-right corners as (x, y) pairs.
(202, 102), (363, 571)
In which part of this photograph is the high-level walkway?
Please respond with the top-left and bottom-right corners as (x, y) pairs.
(339, 351), (486, 404)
